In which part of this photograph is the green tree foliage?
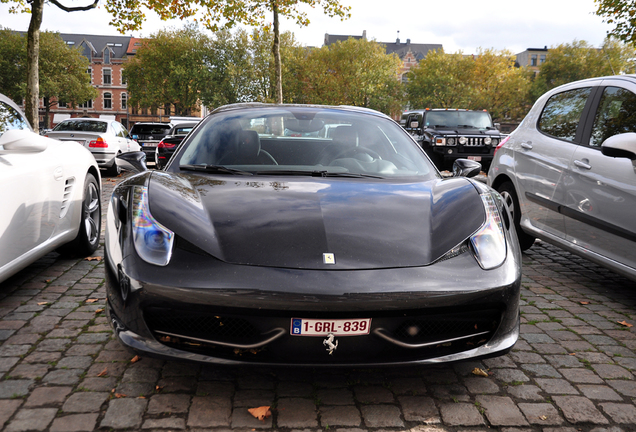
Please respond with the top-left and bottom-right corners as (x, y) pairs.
(531, 38), (635, 98)
(287, 38), (405, 114)
(0, 28), (97, 128)
(407, 49), (531, 121)
(595, 0), (636, 46)
(0, 28), (25, 103)
(38, 32), (98, 128)
(1, 0), (99, 131)
(124, 26), (211, 116)
(104, 0), (351, 104)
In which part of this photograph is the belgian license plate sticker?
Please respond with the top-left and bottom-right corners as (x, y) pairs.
(290, 318), (371, 336)
(468, 156), (482, 161)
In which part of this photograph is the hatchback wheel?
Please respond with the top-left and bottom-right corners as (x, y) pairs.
(497, 181), (535, 251)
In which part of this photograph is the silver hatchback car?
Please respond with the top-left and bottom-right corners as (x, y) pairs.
(488, 75), (636, 281)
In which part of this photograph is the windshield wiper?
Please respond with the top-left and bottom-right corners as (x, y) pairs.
(254, 170), (384, 179)
(456, 124), (478, 128)
(180, 164), (254, 175)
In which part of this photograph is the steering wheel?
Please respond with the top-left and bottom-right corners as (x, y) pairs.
(330, 146), (382, 162)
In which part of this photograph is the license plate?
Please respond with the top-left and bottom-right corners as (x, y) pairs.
(468, 156), (482, 161)
(290, 318), (371, 336)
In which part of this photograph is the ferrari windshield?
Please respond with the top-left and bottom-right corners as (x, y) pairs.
(176, 106), (436, 178)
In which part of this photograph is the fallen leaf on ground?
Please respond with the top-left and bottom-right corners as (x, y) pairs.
(471, 368), (489, 377)
(95, 308), (104, 314)
(155, 385), (163, 392)
(248, 406), (271, 421)
(85, 256), (102, 261)
(115, 393), (126, 398)
(37, 302), (48, 305)
(569, 353), (576, 355)
(86, 299), (99, 303)
(540, 415), (548, 420)
(130, 355), (140, 363)
(97, 367), (108, 377)
(579, 301), (590, 305)
(618, 320), (633, 328)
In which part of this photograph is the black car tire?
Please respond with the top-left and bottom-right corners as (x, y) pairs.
(497, 181), (535, 251)
(57, 173), (101, 257)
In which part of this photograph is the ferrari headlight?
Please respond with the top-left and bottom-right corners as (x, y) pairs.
(131, 186), (174, 266)
(470, 193), (506, 270)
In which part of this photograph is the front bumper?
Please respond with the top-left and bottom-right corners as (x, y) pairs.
(105, 239), (521, 366)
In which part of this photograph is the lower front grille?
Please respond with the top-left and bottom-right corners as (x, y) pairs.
(143, 306), (504, 364)
(458, 145), (492, 154)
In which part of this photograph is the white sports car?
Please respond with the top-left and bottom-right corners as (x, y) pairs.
(0, 93), (102, 283)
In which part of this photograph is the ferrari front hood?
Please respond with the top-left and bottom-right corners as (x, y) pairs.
(148, 172), (485, 270)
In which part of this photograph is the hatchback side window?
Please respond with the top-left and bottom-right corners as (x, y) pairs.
(538, 87), (592, 142)
(589, 86), (636, 147)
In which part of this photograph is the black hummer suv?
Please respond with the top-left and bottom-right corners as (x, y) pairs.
(401, 109), (503, 170)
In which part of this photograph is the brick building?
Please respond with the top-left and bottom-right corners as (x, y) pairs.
(43, 33), (133, 129)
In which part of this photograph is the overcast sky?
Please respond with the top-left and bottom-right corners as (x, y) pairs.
(0, 0), (615, 54)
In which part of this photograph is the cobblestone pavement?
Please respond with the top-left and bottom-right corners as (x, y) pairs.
(1, 173), (636, 432)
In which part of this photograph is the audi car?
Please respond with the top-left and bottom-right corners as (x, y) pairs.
(105, 103), (521, 366)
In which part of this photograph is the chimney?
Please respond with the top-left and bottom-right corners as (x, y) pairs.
(362, 30), (367, 40)
(406, 38), (411, 45)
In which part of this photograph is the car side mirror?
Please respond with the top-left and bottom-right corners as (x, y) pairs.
(0, 129), (47, 153)
(601, 133), (636, 160)
(117, 151), (148, 173)
(452, 158), (482, 178)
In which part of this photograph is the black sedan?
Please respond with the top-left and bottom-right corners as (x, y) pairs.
(105, 104), (521, 366)
(154, 121), (200, 169)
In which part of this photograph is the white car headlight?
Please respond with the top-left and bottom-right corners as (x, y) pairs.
(132, 186), (174, 266)
(470, 193), (506, 270)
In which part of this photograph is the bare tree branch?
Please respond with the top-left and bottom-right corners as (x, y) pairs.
(45, 0), (99, 12)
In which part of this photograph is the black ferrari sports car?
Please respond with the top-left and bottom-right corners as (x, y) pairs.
(105, 104), (521, 366)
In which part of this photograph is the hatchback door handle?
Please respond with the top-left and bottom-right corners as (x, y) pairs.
(574, 159), (592, 170)
(520, 142), (533, 150)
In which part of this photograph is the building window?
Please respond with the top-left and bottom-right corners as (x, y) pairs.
(121, 93), (127, 110)
(531, 54), (538, 67)
(104, 49), (111, 64)
(401, 73), (409, 83)
(121, 69), (127, 85)
(58, 100), (67, 108)
(540, 54), (546, 64)
(79, 100), (93, 109)
(103, 68), (111, 85)
(104, 92), (112, 109)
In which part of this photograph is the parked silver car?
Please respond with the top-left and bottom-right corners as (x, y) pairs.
(47, 118), (140, 176)
(488, 75), (636, 281)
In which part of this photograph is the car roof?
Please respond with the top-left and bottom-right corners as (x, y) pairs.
(210, 103), (392, 120)
(548, 74), (636, 93)
(62, 118), (108, 123)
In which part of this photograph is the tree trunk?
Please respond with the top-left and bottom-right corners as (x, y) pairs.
(26, 0), (44, 133)
(271, 2), (283, 104)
